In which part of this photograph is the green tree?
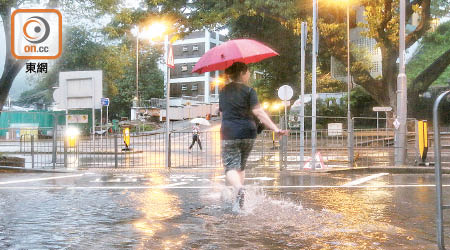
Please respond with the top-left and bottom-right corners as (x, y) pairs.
(136, 0), (449, 117)
(0, 0), (120, 112)
(407, 21), (450, 117)
(18, 26), (164, 118)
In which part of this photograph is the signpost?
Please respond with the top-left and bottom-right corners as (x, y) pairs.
(101, 98), (110, 135)
(278, 85), (293, 170)
(278, 85), (294, 130)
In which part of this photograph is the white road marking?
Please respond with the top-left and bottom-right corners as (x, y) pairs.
(0, 174), (84, 185)
(0, 184), (447, 190)
(245, 177), (275, 181)
(342, 173), (389, 187)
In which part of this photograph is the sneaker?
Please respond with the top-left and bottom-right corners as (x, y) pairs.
(237, 188), (245, 209)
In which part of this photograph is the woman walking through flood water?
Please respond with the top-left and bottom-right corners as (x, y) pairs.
(219, 62), (288, 210)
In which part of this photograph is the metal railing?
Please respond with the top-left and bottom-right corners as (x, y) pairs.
(0, 119), (418, 170)
(433, 90), (450, 250)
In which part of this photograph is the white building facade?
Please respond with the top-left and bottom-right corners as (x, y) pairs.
(168, 30), (226, 103)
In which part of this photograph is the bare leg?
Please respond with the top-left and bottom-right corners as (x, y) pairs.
(239, 170), (245, 186)
(226, 169), (243, 191)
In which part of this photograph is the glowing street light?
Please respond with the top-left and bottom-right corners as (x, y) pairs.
(271, 102), (282, 112)
(141, 22), (167, 40)
(328, 0), (354, 167)
(132, 22), (168, 110)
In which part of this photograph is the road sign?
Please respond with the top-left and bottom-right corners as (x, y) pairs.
(101, 97), (110, 106)
(373, 106), (392, 112)
(278, 85), (293, 101)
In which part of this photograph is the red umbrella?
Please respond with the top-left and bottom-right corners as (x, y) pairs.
(192, 39), (279, 74)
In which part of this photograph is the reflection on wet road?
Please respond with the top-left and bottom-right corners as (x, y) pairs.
(0, 172), (446, 249)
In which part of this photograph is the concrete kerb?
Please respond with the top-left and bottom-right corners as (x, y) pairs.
(323, 166), (449, 174)
(2, 165), (446, 175)
(0, 166), (78, 174)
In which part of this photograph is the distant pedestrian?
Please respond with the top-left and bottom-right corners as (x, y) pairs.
(188, 123), (202, 152)
(219, 62), (288, 210)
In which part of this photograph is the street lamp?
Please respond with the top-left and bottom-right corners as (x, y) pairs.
(343, 0), (354, 168)
(395, 0), (408, 165)
(333, 0), (354, 167)
(132, 23), (167, 118)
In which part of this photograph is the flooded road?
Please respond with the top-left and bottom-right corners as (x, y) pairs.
(0, 171), (446, 249)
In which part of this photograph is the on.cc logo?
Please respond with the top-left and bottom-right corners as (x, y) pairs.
(11, 9), (62, 59)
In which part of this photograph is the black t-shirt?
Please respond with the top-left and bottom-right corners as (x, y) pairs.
(219, 82), (259, 140)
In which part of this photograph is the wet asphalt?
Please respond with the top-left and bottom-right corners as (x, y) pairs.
(0, 169), (448, 249)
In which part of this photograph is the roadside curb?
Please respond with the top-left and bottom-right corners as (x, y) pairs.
(0, 166), (78, 174)
(322, 166), (449, 174)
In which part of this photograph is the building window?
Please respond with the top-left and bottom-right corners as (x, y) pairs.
(191, 84), (198, 91)
(182, 46), (188, 52)
(371, 61), (380, 73)
(192, 45), (199, 51)
(181, 65), (188, 72)
(181, 84), (187, 91)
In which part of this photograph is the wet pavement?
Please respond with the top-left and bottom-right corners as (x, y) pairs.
(0, 169), (448, 249)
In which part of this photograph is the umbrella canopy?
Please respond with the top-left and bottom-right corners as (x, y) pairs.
(192, 39), (279, 74)
(190, 118), (211, 126)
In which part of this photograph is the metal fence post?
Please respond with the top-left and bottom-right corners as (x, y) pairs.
(114, 133), (118, 168)
(52, 116), (57, 169)
(262, 131), (265, 161)
(31, 135), (35, 169)
(64, 135), (67, 168)
(168, 132), (171, 168)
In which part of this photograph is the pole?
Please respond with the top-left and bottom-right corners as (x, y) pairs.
(100, 105), (103, 141)
(165, 35), (171, 168)
(311, 0), (318, 170)
(346, 3), (354, 168)
(52, 114), (57, 169)
(136, 30), (139, 104)
(114, 133), (118, 168)
(31, 135), (35, 169)
(300, 22), (306, 169)
(395, 0), (408, 165)
(106, 105), (109, 125)
(376, 112), (379, 131)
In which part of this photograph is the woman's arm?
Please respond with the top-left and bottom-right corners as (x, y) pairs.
(252, 104), (288, 135)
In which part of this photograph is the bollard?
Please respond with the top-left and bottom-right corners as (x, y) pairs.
(417, 120), (428, 165)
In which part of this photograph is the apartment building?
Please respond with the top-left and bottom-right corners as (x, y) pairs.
(169, 30), (226, 103)
(331, 6), (420, 82)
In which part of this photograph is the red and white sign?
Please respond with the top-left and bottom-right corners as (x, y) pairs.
(303, 152), (326, 169)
